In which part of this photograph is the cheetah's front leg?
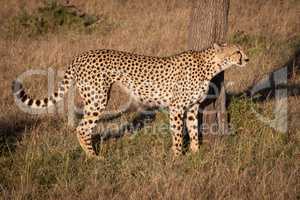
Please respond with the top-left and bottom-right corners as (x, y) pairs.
(169, 107), (185, 156)
(186, 104), (200, 153)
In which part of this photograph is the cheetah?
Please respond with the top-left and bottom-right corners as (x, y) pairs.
(12, 43), (249, 157)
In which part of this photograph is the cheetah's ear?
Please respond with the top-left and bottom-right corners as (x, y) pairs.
(213, 43), (221, 51)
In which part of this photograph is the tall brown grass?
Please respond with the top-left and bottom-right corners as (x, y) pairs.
(0, 0), (299, 199)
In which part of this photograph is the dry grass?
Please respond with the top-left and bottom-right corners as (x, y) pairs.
(0, 0), (300, 199)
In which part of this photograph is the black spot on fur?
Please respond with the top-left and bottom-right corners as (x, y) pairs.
(17, 90), (25, 98)
(93, 112), (98, 116)
(50, 97), (56, 104)
(36, 100), (41, 106)
(188, 116), (195, 121)
(21, 95), (28, 102)
(28, 99), (33, 106)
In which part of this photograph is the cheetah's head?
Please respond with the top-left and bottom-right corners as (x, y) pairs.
(213, 43), (249, 68)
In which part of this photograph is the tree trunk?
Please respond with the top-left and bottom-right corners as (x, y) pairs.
(188, 0), (230, 136)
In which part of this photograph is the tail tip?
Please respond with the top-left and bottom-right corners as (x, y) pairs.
(12, 80), (23, 94)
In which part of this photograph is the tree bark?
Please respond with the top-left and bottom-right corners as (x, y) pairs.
(188, 0), (230, 136)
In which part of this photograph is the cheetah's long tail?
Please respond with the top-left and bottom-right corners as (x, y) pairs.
(12, 67), (74, 109)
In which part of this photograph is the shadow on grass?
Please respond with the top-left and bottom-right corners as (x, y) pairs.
(226, 48), (300, 132)
(230, 48), (300, 102)
(92, 110), (156, 154)
(0, 117), (39, 155)
(93, 111), (156, 140)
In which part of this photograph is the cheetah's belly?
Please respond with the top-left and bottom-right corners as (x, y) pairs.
(118, 78), (173, 109)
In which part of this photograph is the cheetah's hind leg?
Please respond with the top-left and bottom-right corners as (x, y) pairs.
(76, 86), (109, 158)
(76, 113), (101, 157)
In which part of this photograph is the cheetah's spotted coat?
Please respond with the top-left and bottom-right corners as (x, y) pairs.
(12, 43), (249, 157)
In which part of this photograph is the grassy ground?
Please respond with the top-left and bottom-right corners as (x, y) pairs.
(0, 0), (300, 199)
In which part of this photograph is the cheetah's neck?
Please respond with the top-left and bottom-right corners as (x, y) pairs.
(206, 57), (233, 81)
